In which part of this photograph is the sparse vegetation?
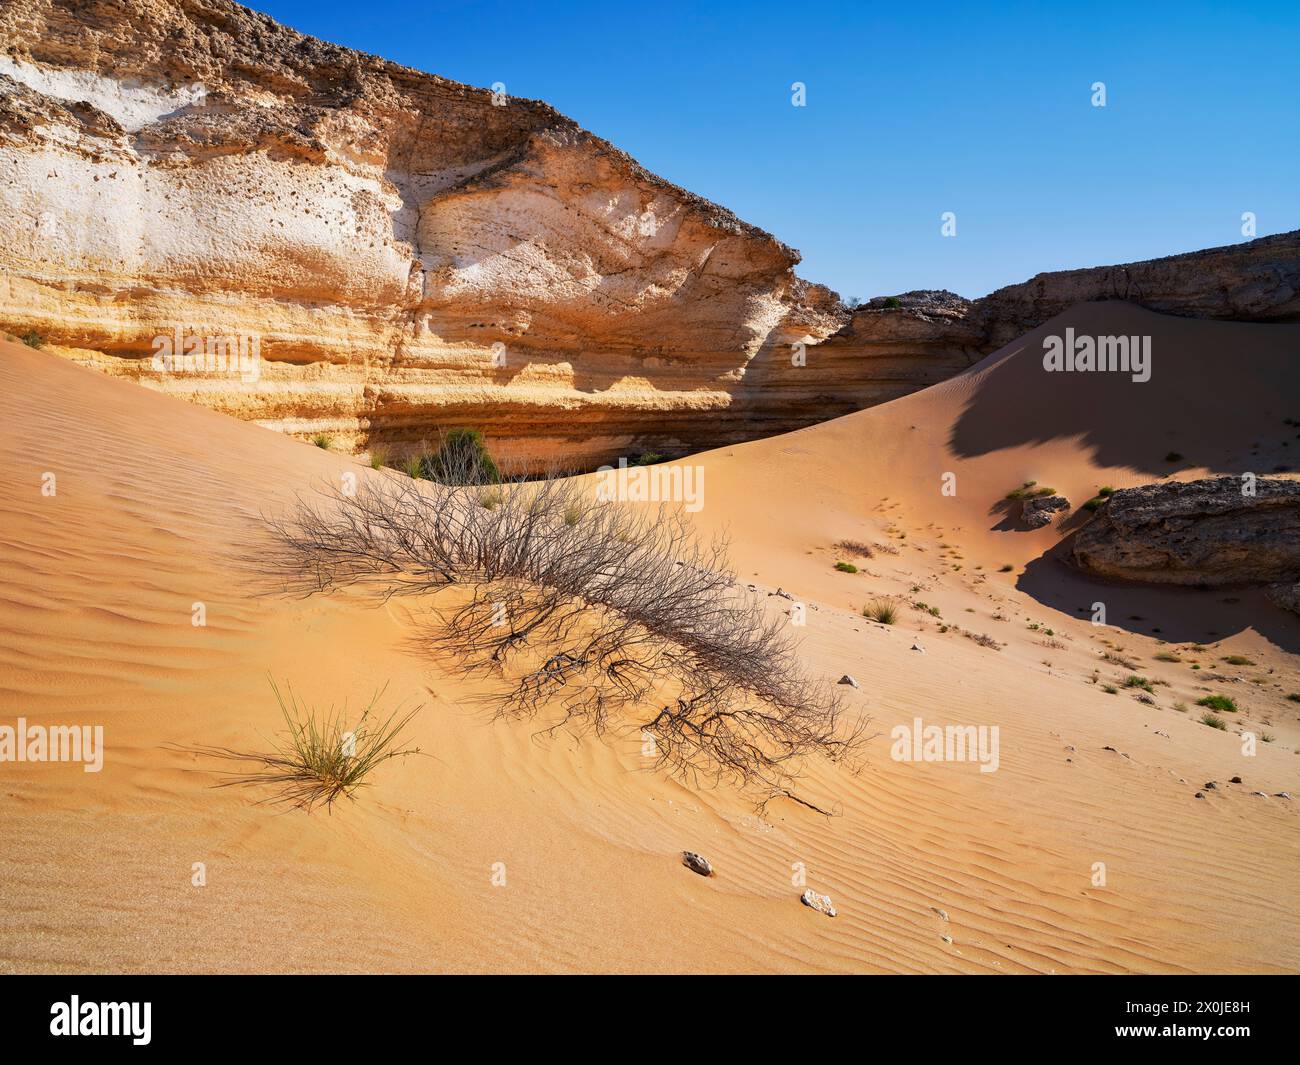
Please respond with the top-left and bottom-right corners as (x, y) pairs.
(835, 540), (874, 558)
(864, 599), (898, 625)
(368, 448), (386, 470)
(834, 561), (859, 574)
(423, 428), (501, 484)
(312, 433), (333, 450)
(181, 678), (421, 811)
(262, 455), (863, 805)
(1200, 712), (1227, 730)
(1005, 481), (1058, 501)
(20, 330), (43, 349)
(1123, 675), (1155, 693)
(1197, 694), (1239, 713)
(1221, 655), (1254, 666)
(1153, 651), (1181, 662)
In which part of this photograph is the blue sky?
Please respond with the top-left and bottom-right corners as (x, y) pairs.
(255, 0), (1299, 300)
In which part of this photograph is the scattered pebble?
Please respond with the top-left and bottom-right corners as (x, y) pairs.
(800, 889), (836, 917)
(681, 851), (714, 877)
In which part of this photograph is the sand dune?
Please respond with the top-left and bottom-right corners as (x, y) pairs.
(1, 301), (1297, 973)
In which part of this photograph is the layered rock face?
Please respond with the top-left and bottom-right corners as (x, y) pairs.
(1, 1), (1297, 468)
(818, 234), (1300, 385)
(1071, 478), (1300, 593)
(0, 0), (850, 467)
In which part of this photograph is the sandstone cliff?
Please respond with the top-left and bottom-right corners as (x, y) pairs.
(1, 0), (1297, 467)
(818, 233), (1300, 391)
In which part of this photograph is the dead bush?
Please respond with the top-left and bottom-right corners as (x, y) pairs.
(263, 457), (863, 806)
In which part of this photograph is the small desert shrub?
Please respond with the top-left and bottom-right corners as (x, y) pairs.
(423, 428), (501, 485)
(1102, 651), (1139, 669)
(1221, 655), (1254, 666)
(401, 455), (425, 479)
(20, 330), (43, 349)
(1102, 685), (1118, 695)
(368, 448), (386, 470)
(1200, 712), (1227, 730)
(631, 451), (664, 467)
(883, 296), (902, 309)
(1174, 701), (1189, 712)
(1006, 481), (1056, 500)
(1097, 486), (1115, 497)
(912, 601), (940, 617)
(834, 561), (858, 574)
(1123, 675), (1155, 693)
(864, 599), (897, 625)
(966, 632), (1002, 650)
(835, 540), (874, 558)
(1261, 731), (1275, 744)
(999, 564), (1014, 572)
(183, 679), (421, 811)
(1197, 694), (1239, 713)
(1154, 651), (1181, 662)
(312, 433), (333, 450)
(1136, 693), (1155, 705)
(263, 467), (862, 806)
(1083, 496), (1107, 512)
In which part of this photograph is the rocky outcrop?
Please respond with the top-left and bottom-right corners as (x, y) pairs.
(1022, 495), (1070, 529)
(819, 234), (1300, 386)
(1071, 478), (1300, 588)
(1, 1), (1297, 468)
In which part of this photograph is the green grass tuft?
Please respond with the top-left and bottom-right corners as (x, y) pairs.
(863, 599), (897, 625)
(187, 678), (421, 811)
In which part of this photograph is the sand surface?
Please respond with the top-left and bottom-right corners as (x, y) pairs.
(1, 302), (1297, 973)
